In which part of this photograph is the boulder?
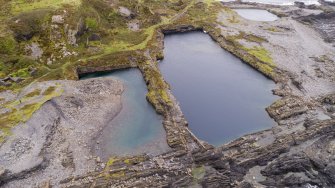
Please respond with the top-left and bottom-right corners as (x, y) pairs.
(51, 15), (64, 24)
(28, 67), (38, 77)
(10, 77), (24, 83)
(118, 7), (135, 19)
(294, 2), (305, 8)
(0, 80), (11, 87)
(88, 33), (101, 41)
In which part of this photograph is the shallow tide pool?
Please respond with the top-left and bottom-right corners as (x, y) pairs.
(81, 69), (170, 159)
(159, 32), (278, 146)
(234, 9), (278, 21)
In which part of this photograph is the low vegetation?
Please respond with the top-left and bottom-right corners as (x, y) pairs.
(0, 84), (63, 142)
(11, 0), (82, 14)
(24, 88), (41, 98)
(0, 0), (275, 91)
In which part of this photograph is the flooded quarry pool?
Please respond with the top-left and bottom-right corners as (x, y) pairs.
(160, 32), (278, 146)
(81, 69), (170, 159)
(234, 9), (278, 21)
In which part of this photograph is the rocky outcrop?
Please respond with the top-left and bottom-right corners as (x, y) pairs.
(297, 12), (335, 44)
(0, 78), (124, 187)
(77, 64), (133, 77)
(118, 6), (135, 19)
(0, 76), (24, 87)
(51, 15), (64, 24)
(320, 94), (335, 117)
(54, 117), (335, 187)
(161, 25), (202, 34)
(25, 42), (43, 60)
(267, 96), (310, 121)
(260, 132), (335, 187)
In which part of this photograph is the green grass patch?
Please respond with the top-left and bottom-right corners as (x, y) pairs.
(244, 46), (274, 65)
(11, 0), (81, 14)
(242, 46), (275, 76)
(10, 67), (31, 78)
(0, 37), (17, 54)
(42, 86), (56, 95)
(85, 17), (99, 30)
(24, 88), (41, 98)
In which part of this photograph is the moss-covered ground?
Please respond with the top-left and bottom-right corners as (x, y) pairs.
(0, 84), (63, 142)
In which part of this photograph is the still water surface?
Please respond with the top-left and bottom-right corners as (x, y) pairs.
(160, 32), (278, 146)
(234, 9), (278, 21)
(81, 69), (170, 159)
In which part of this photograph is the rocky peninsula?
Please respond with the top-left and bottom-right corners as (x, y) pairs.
(0, 0), (334, 187)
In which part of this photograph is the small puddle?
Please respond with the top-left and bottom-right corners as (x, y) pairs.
(234, 9), (278, 21)
(159, 32), (278, 146)
(81, 69), (170, 160)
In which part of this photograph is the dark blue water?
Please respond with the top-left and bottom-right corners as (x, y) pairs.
(159, 32), (278, 146)
(81, 69), (170, 158)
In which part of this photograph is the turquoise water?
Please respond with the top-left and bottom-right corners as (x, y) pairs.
(81, 69), (170, 159)
(234, 9), (278, 21)
(159, 32), (278, 146)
